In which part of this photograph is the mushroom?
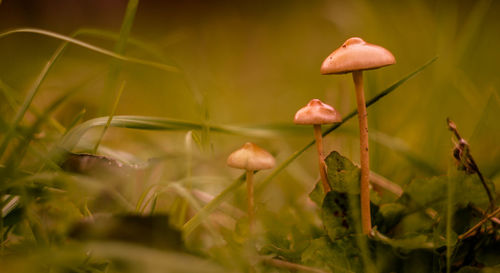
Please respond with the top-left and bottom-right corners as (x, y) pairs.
(227, 142), (275, 231)
(294, 99), (342, 193)
(320, 37), (395, 235)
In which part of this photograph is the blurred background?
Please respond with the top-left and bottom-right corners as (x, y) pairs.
(0, 0), (499, 203)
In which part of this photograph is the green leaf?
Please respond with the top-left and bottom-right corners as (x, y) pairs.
(258, 205), (319, 263)
(404, 171), (495, 210)
(325, 151), (361, 194)
(452, 172), (496, 208)
(322, 191), (361, 240)
(301, 236), (361, 273)
(309, 180), (325, 207)
(404, 176), (447, 209)
(376, 203), (406, 233)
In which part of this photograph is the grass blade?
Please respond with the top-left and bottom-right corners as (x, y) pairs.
(61, 116), (203, 151)
(0, 79), (65, 134)
(93, 81), (126, 153)
(0, 28), (180, 73)
(60, 116), (309, 152)
(101, 0), (139, 113)
(71, 28), (170, 61)
(63, 108), (86, 135)
(0, 36), (66, 159)
(183, 173), (246, 236)
(1, 85), (79, 178)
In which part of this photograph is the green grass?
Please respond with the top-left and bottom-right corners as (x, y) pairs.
(101, 0), (139, 114)
(0, 1), (499, 272)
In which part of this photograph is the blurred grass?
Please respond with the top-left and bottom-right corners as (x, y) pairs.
(101, 0), (138, 114)
(0, 0), (499, 272)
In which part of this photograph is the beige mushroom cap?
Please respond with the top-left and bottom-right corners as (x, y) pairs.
(320, 37), (395, 75)
(294, 99), (342, 125)
(227, 142), (275, 171)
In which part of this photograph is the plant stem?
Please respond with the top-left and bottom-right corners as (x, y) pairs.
(101, 0), (139, 114)
(313, 124), (331, 192)
(353, 70), (371, 235)
(246, 170), (255, 233)
(92, 81), (125, 153)
(470, 205), (500, 225)
(470, 156), (495, 211)
(183, 173), (246, 236)
(0, 28), (180, 73)
(458, 207), (500, 240)
(447, 118), (496, 211)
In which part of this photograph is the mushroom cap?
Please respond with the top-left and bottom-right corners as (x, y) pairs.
(294, 99), (342, 125)
(227, 142), (275, 171)
(320, 37), (395, 74)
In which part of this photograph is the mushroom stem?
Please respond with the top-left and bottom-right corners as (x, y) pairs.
(313, 124), (331, 192)
(352, 70), (371, 235)
(246, 170), (255, 232)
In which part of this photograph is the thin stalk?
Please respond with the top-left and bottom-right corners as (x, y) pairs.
(0, 41), (65, 160)
(447, 118), (495, 211)
(246, 170), (255, 232)
(92, 81), (126, 153)
(183, 173), (246, 236)
(0, 28), (180, 73)
(150, 194), (158, 215)
(2, 86), (78, 176)
(177, 131), (194, 225)
(101, 0), (139, 114)
(458, 207), (500, 240)
(469, 155), (495, 212)
(0, 79), (65, 134)
(470, 205), (500, 225)
(313, 124), (331, 192)
(63, 108), (86, 135)
(353, 70), (371, 235)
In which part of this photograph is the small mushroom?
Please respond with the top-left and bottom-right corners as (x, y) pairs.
(294, 99), (342, 193)
(321, 37), (395, 235)
(227, 142), (275, 231)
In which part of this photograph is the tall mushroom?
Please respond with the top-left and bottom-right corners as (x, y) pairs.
(294, 99), (342, 193)
(320, 37), (395, 235)
(227, 142), (275, 231)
